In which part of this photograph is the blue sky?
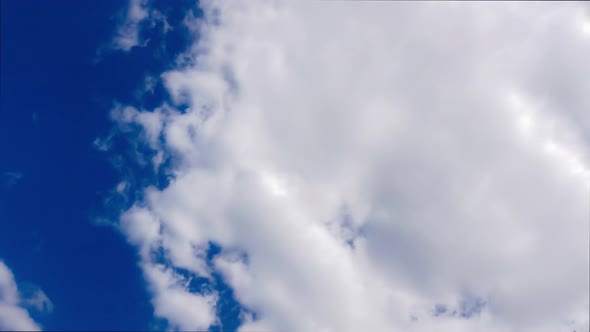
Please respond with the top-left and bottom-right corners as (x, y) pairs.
(1, 1), (152, 329)
(1, 1), (589, 331)
(0, 1), (241, 330)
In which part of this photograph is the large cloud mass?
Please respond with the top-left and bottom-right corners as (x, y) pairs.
(113, 1), (590, 331)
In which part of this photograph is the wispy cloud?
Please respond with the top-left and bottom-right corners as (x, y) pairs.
(19, 283), (54, 316)
(111, 0), (150, 52)
(108, 0), (171, 53)
(2, 171), (23, 190)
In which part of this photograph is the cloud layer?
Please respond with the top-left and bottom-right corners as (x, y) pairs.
(112, 1), (590, 331)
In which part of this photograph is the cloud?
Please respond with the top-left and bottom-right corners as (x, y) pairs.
(0, 261), (48, 331)
(1, 171), (23, 190)
(111, 0), (150, 52)
(111, 1), (590, 331)
(110, 0), (172, 53)
(18, 283), (54, 316)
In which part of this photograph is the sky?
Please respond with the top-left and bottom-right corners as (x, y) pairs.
(0, 1), (589, 331)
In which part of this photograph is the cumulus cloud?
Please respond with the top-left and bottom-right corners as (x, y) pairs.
(0, 261), (48, 331)
(111, 1), (590, 331)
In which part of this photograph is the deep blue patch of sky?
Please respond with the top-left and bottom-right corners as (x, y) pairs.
(1, 1), (242, 330)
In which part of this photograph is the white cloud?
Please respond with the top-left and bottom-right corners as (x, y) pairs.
(113, 1), (590, 331)
(0, 261), (46, 331)
(110, 0), (173, 53)
(111, 0), (150, 51)
(142, 262), (217, 330)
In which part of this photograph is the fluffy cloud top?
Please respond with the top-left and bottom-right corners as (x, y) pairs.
(0, 261), (48, 331)
(112, 1), (590, 331)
